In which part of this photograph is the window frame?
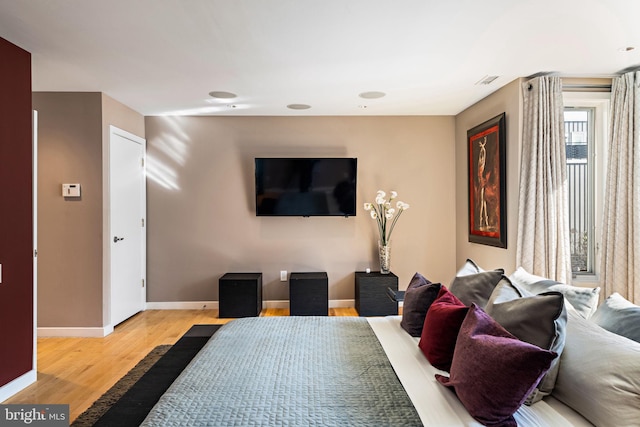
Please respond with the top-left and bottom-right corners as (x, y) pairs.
(563, 92), (609, 281)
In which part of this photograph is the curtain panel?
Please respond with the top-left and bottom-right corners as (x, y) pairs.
(517, 76), (572, 284)
(601, 71), (640, 303)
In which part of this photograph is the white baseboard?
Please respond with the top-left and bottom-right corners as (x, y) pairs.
(145, 301), (218, 310)
(329, 299), (356, 308)
(146, 299), (356, 310)
(262, 300), (289, 309)
(0, 369), (37, 402)
(37, 325), (113, 338)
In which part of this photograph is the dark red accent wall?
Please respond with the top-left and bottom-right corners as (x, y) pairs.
(0, 37), (33, 388)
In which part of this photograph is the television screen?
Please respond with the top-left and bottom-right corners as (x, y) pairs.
(255, 158), (357, 216)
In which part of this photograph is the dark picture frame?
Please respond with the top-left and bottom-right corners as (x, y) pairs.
(467, 113), (507, 248)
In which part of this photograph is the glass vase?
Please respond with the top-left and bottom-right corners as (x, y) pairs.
(378, 240), (391, 274)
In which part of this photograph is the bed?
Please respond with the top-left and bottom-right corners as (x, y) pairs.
(140, 315), (592, 427)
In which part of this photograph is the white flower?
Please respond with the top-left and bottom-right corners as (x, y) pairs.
(364, 189), (410, 246)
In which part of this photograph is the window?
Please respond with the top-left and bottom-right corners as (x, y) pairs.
(563, 93), (609, 278)
(564, 108), (594, 273)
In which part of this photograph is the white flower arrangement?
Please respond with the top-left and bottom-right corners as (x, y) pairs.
(364, 190), (410, 247)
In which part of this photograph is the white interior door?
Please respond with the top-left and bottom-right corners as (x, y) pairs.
(109, 126), (146, 326)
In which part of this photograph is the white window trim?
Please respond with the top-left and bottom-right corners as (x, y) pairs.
(563, 92), (610, 284)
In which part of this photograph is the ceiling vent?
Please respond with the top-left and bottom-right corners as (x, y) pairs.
(475, 75), (499, 85)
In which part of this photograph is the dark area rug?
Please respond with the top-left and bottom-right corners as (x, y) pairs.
(72, 324), (222, 427)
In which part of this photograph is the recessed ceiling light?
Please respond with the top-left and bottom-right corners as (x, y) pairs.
(286, 104), (311, 110)
(359, 91), (386, 99)
(209, 91), (237, 99)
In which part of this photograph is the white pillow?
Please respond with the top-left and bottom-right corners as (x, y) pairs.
(552, 310), (640, 427)
(591, 292), (640, 343)
(455, 258), (485, 275)
(508, 267), (600, 319)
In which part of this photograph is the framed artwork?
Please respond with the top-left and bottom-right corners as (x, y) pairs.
(467, 113), (506, 248)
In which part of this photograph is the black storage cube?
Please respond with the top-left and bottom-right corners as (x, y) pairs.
(219, 273), (262, 318)
(289, 272), (328, 316)
(355, 271), (398, 316)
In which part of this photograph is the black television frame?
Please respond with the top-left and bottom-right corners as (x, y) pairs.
(255, 157), (357, 217)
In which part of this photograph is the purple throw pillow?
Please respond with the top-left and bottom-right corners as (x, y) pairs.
(435, 304), (557, 427)
(401, 273), (441, 337)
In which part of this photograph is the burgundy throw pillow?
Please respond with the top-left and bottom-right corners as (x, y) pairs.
(436, 304), (557, 427)
(401, 273), (441, 337)
(418, 285), (468, 371)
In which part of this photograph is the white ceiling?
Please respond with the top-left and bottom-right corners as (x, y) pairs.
(1, 0), (639, 116)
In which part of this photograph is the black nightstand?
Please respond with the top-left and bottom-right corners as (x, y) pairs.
(289, 272), (328, 316)
(219, 273), (262, 318)
(355, 271), (398, 316)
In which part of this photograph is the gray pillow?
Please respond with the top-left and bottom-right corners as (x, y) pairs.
(485, 278), (567, 404)
(553, 310), (640, 426)
(449, 269), (504, 308)
(591, 292), (640, 343)
(400, 273), (441, 337)
(508, 267), (600, 319)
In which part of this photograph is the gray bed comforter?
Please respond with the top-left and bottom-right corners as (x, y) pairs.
(141, 316), (422, 426)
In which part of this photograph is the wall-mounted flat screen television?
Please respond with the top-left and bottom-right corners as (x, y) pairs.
(255, 157), (357, 217)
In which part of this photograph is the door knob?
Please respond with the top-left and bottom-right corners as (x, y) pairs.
(114, 236), (125, 243)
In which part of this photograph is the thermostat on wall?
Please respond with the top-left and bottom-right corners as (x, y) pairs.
(62, 183), (81, 197)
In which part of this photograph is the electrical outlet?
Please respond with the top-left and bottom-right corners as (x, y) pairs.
(280, 270), (287, 282)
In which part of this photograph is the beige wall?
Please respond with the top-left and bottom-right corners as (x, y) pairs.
(454, 78), (523, 273)
(33, 86), (518, 320)
(34, 92), (144, 327)
(145, 115), (457, 302)
(102, 94), (145, 138)
(32, 80), (600, 322)
(35, 92), (104, 327)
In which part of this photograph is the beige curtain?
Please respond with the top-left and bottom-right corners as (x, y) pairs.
(517, 76), (572, 284)
(601, 71), (640, 303)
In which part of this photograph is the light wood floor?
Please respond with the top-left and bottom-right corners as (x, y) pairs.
(3, 308), (358, 422)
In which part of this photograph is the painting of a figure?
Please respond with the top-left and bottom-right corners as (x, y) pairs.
(468, 113), (506, 248)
